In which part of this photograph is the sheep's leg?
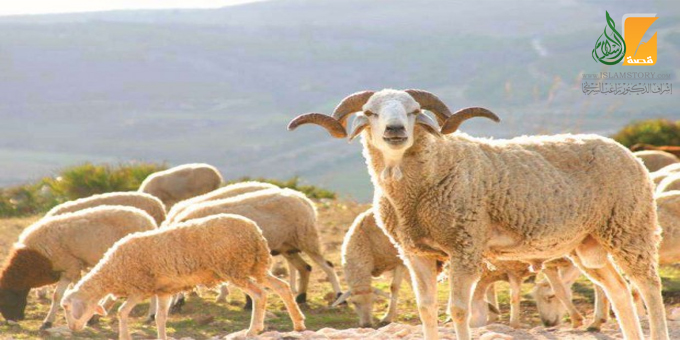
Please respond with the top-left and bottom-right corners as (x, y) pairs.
(627, 273), (668, 340)
(215, 283), (230, 303)
(406, 255), (439, 340)
(288, 261), (298, 294)
(485, 283), (499, 323)
(631, 287), (646, 318)
(40, 279), (71, 330)
(448, 262), (481, 340)
(307, 252), (342, 296)
(543, 266), (584, 328)
(169, 292), (185, 313)
(587, 285), (610, 332)
(146, 296), (157, 322)
(570, 255), (643, 340)
(508, 274), (523, 328)
(264, 273), (306, 331)
(380, 265), (405, 325)
(155, 294), (172, 340)
(117, 295), (142, 340)
(282, 252), (312, 304)
(469, 278), (492, 328)
(241, 280), (267, 336)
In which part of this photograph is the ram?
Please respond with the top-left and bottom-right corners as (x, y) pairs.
(289, 89), (668, 340)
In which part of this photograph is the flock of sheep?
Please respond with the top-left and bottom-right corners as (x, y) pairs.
(0, 89), (678, 340)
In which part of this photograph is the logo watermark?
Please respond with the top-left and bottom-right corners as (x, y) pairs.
(592, 11), (658, 66)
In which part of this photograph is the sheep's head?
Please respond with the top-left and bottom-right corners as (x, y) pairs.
(0, 288), (29, 321)
(61, 289), (106, 331)
(288, 89), (500, 180)
(530, 280), (566, 327)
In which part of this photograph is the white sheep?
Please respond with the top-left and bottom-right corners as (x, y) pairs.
(657, 172), (680, 194)
(60, 214), (306, 340)
(139, 163), (223, 208)
(0, 206), (157, 329)
(289, 89), (668, 340)
(633, 150), (680, 172)
(650, 163), (680, 187)
(533, 190), (680, 330)
(46, 191), (166, 225)
(173, 187), (342, 306)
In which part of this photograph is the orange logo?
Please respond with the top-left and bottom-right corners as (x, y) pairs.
(622, 14), (658, 66)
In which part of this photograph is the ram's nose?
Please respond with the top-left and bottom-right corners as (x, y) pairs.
(383, 125), (407, 145)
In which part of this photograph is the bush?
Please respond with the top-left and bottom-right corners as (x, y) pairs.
(612, 119), (680, 148)
(0, 162), (166, 218)
(231, 176), (336, 199)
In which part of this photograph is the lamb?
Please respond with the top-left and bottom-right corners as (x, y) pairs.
(633, 150), (679, 172)
(289, 89), (669, 340)
(533, 190), (680, 330)
(139, 163), (223, 208)
(172, 187), (342, 305)
(60, 214), (306, 340)
(631, 143), (680, 159)
(163, 181), (277, 227)
(46, 191), (166, 225)
(336, 209), (580, 330)
(0, 206), (157, 330)
(657, 172), (680, 193)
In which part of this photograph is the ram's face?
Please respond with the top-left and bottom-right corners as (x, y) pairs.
(359, 91), (421, 153)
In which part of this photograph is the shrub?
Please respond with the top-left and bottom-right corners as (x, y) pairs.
(230, 176), (336, 199)
(612, 119), (680, 148)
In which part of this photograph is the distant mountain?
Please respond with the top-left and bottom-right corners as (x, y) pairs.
(0, 0), (678, 200)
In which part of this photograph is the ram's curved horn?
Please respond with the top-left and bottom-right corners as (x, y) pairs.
(349, 114), (370, 141)
(404, 89), (452, 125)
(440, 107), (501, 134)
(331, 291), (352, 307)
(332, 91), (375, 127)
(287, 113), (347, 138)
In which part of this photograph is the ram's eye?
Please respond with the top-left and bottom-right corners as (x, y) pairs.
(364, 110), (376, 116)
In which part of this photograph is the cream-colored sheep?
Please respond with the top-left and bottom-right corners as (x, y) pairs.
(289, 89), (668, 340)
(657, 172), (680, 194)
(634, 150), (680, 172)
(335, 209), (406, 327)
(0, 206), (156, 329)
(163, 181), (277, 227)
(173, 188), (342, 305)
(534, 190), (680, 331)
(60, 214), (305, 340)
(139, 163), (223, 208)
(650, 163), (680, 187)
(46, 192), (166, 225)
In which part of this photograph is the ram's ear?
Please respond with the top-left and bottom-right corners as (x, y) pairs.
(349, 115), (370, 141)
(416, 114), (442, 138)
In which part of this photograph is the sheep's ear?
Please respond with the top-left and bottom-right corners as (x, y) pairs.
(349, 115), (369, 141)
(416, 114), (442, 138)
(95, 304), (107, 316)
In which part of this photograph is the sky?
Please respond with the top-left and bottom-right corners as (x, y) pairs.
(0, 0), (267, 16)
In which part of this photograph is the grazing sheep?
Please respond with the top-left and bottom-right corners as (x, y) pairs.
(139, 163), (223, 208)
(534, 191), (680, 330)
(335, 208), (407, 327)
(0, 206), (156, 329)
(60, 214), (306, 340)
(631, 143), (680, 159)
(163, 181), (277, 227)
(289, 89), (668, 340)
(46, 192), (166, 225)
(650, 163), (680, 186)
(657, 172), (680, 194)
(633, 150), (679, 172)
(173, 187), (342, 305)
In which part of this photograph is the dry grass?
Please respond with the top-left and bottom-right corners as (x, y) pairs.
(0, 199), (679, 339)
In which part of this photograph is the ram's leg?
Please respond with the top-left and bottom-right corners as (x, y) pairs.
(448, 260), (481, 340)
(41, 278), (71, 330)
(570, 255), (643, 340)
(240, 280), (267, 336)
(407, 255), (439, 340)
(155, 295), (172, 340)
(282, 252), (312, 305)
(587, 285), (610, 332)
(117, 295), (142, 340)
(264, 273), (306, 331)
(508, 275), (523, 328)
(380, 265), (405, 325)
(543, 266), (584, 328)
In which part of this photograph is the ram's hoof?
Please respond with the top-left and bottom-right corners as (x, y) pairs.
(39, 321), (52, 330)
(295, 293), (307, 305)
